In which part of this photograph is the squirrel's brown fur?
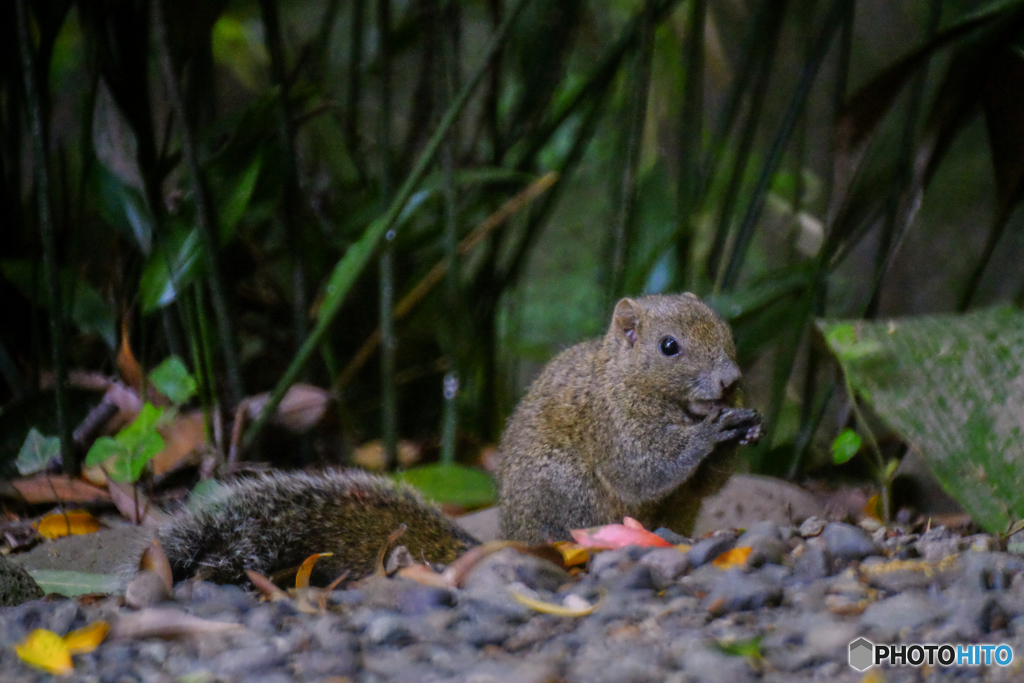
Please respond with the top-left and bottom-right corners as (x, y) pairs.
(159, 294), (759, 585)
(497, 293), (760, 543)
(159, 470), (478, 585)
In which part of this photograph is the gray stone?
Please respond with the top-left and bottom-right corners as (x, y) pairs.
(693, 474), (823, 537)
(860, 591), (945, 639)
(365, 614), (415, 646)
(212, 645), (286, 675)
(702, 568), (783, 614)
(639, 548), (690, 586)
(685, 531), (739, 568)
(822, 522), (881, 564)
(462, 547), (569, 594)
(0, 554), (43, 606)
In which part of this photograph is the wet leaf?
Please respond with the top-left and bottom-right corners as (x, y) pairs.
(85, 403), (166, 483)
(16, 428), (61, 476)
(35, 510), (102, 539)
(553, 541), (590, 567)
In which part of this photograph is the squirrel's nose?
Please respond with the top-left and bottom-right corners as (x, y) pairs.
(700, 360), (740, 400)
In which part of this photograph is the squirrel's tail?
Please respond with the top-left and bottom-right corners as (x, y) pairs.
(158, 469), (479, 585)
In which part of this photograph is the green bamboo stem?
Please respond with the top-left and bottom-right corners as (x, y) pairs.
(242, 0), (534, 451)
(16, 0), (75, 476)
(153, 0), (244, 407)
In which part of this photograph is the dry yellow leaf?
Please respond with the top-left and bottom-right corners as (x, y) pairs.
(296, 553), (333, 588)
(35, 510), (102, 539)
(63, 621), (110, 655)
(15, 629), (72, 675)
(553, 541), (589, 567)
(863, 493), (883, 521)
(508, 587), (600, 617)
(712, 546), (753, 569)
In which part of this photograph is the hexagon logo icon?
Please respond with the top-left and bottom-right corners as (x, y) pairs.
(849, 638), (874, 671)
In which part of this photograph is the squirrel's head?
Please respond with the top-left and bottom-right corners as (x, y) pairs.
(604, 293), (740, 410)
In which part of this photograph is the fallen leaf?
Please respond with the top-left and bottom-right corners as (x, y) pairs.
(6, 475), (111, 505)
(863, 493), (883, 521)
(15, 629), (72, 675)
(109, 607), (243, 640)
(295, 553), (334, 589)
(352, 439), (422, 470)
(152, 410), (207, 477)
(508, 587), (601, 617)
(62, 621), (109, 654)
(713, 546), (754, 569)
(245, 570), (290, 602)
(140, 539), (173, 593)
(117, 315), (143, 391)
(553, 541), (590, 567)
(35, 510), (102, 539)
(570, 517), (672, 549)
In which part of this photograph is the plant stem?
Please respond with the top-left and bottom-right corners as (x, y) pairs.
(152, 0), (244, 407)
(242, 0), (535, 451)
(16, 0), (75, 476)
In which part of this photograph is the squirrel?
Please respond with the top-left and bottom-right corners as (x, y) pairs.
(158, 293), (760, 585)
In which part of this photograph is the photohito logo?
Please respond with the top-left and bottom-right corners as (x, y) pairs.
(849, 638), (1014, 671)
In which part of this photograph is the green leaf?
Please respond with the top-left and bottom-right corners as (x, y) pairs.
(824, 322), (883, 362)
(84, 404), (166, 482)
(818, 307), (1024, 533)
(186, 479), (226, 513)
(217, 152), (262, 241)
(27, 570), (122, 597)
(149, 356), (197, 405)
(138, 227), (203, 312)
(395, 464), (496, 508)
(831, 428), (862, 465)
(90, 163), (154, 254)
(16, 428), (60, 476)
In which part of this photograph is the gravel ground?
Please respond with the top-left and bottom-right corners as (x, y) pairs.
(3, 518), (1024, 682)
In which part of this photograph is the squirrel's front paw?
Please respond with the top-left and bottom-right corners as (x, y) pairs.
(714, 407), (763, 445)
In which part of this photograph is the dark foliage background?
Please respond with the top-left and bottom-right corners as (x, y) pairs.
(3, 0), (1024, 483)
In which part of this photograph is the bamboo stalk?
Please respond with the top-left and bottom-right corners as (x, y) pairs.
(152, 0), (244, 406)
(337, 172), (557, 388)
(16, 0), (75, 476)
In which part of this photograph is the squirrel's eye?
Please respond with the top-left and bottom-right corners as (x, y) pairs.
(659, 336), (680, 356)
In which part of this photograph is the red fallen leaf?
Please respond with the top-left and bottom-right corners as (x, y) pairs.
(570, 517), (672, 549)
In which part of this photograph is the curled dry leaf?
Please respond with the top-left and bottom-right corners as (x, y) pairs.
(245, 569), (290, 602)
(295, 553), (334, 589)
(109, 608), (243, 640)
(571, 517), (672, 550)
(140, 539), (174, 593)
(35, 510), (102, 539)
(508, 587), (602, 617)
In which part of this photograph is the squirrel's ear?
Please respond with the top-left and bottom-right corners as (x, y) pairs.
(612, 298), (639, 347)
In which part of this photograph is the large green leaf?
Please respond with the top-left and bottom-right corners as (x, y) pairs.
(27, 570), (121, 597)
(819, 307), (1024, 533)
(395, 464), (496, 508)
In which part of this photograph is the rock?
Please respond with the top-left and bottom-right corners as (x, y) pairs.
(463, 547), (569, 594)
(798, 516), (826, 538)
(638, 548), (690, 587)
(916, 525), (964, 564)
(0, 554), (43, 606)
(737, 522), (785, 566)
(693, 474), (823, 537)
(452, 505), (501, 542)
(678, 643), (757, 683)
(212, 645), (286, 676)
(860, 590), (946, 639)
(702, 568), (783, 615)
(365, 614), (415, 647)
(124, 570), (171, 608)
(685, 531), (739, 569)
(792, 539), (829, 580)
(822, 522), (881, 565)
